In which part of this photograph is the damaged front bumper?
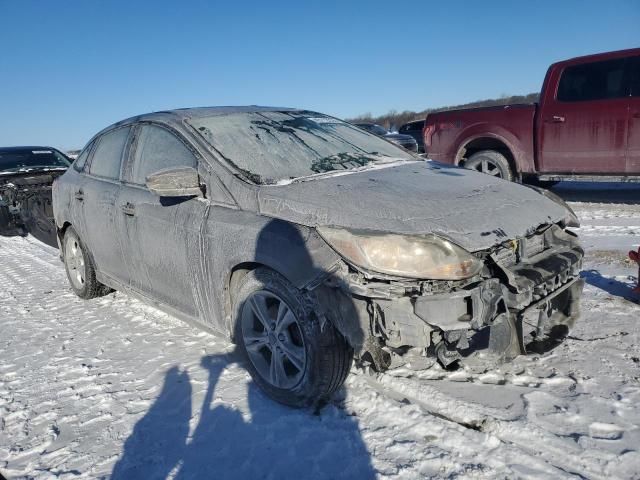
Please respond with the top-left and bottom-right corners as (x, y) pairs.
(325, 224), (584, 370)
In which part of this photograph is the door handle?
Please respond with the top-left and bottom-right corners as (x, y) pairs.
(121, 202), (135, 216)
(550, 115), (565, 123)
(74, 189), (84, 201)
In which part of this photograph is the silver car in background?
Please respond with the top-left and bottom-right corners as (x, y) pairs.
(53, 107), (584, 407)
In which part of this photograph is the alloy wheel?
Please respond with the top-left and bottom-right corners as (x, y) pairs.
(241, 290), (306, 389)
(65, 235), (86, 290)
(474, 159), (503, 177)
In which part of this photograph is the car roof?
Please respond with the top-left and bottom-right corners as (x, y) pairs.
(552, 47), (640, 68)
(87, 106), (325, 149)
(113, 105), (301, 126)
(401, 120), (425, 127)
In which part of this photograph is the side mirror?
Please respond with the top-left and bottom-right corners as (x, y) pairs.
(146, 166), (203, 197)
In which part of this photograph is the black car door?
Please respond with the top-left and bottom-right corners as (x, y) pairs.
(118, 123), (205, 317)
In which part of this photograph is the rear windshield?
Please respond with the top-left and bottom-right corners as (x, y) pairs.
(188, 111), (416, 184)
(0, 149), (70, 172)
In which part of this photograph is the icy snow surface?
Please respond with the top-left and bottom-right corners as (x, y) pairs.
(1, 182), (639, 479)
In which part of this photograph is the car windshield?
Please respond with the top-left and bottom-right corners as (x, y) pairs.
(0, 149), (70, 172)
(188, 111), (416, 184)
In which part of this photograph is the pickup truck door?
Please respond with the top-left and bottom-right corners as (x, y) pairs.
(539, 57), (629, 174)
(628, 55), (640, 173)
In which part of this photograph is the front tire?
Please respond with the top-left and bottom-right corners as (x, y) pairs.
(62, 227), (111, 299)
(233, 268), (353, 408)
(464, 150), (513, 181)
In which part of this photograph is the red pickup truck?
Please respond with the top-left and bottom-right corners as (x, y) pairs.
(424, 48), (640, 182)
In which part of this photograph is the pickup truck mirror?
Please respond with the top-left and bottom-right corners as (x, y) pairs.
(145, 166), (203, 198)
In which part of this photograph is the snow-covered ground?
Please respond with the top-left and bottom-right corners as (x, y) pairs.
(1, 183), (639, 479)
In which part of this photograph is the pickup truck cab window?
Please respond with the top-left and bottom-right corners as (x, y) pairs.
(130, 124), (198, 185)
(557, 58), (628, 102)
(88, 127), (131, 180)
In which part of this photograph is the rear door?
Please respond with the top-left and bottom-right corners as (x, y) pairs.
(65, 141), (95, 229)
(539, 57), (630, 173)
(628, 56), (640, 173)
(80, 126), (131, 283)
(119, 123), (204, 316)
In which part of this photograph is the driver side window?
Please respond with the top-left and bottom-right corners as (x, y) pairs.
(130, 125), (198, 185)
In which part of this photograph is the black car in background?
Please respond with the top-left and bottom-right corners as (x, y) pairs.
(398, 120), (425, 153)
(353, 123), (418, 152)
(0, 146), (71, 246)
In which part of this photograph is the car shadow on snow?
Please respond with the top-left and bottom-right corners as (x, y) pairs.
(0, 221), (58, 249)
(111, 352), (376, 480)
(112, 218), (375, 480)
(581, 269), (638, 301)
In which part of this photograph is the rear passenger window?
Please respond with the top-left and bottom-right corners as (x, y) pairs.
(73, 142), (93, 172)
(89, 127), (130, 179)
(557, 58), (628, 102)
(130, 125), (197, 185)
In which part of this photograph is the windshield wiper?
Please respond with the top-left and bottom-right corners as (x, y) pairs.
(282, 157), (417, 185)
(310, 152), (375, 174)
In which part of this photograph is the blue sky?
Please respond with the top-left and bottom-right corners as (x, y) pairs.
(1, 0), (638, 149)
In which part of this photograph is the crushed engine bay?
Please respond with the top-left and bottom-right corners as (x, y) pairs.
(322, 223), (584, 371)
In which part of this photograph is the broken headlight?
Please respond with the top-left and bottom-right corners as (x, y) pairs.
(317, 227), (482, 280)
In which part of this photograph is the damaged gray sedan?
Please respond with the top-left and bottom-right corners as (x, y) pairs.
(52, 107), (584, 407)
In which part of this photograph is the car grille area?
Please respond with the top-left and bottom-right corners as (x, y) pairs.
(490, 225), (584, 309)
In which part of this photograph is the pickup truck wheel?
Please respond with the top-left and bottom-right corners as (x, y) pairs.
(464, 150), (513, 181)
(233, 267), (353, 408)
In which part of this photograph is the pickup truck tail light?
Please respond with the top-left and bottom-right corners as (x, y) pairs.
(423, 124), (435, 148)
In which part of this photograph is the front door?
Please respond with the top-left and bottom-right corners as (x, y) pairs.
(119, 123), (203, 316)
(539, 57), (630, 174)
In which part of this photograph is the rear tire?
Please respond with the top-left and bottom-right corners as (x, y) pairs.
(233, 268), (353, 408)
(464, 150), (513, 181)
(62, 227), (111, 299)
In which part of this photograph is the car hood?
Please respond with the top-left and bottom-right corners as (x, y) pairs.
(256, 162), (568, 252)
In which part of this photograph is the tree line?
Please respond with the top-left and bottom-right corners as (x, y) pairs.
(348, 93), (539, 131)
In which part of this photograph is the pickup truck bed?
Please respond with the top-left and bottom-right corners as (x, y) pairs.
(425, 103), (537, 176)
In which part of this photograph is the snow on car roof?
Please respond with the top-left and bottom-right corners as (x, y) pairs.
(115, 106), (302, 126)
